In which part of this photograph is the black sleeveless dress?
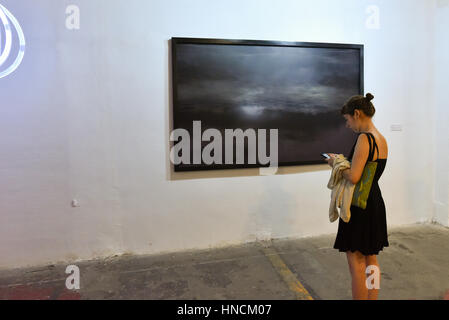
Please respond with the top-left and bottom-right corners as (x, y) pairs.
(333, 132), (389, 256)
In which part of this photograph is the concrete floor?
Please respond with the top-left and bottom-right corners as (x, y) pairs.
(1, 223), (449, 300)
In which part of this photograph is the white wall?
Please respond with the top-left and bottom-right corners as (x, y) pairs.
(433, 0), (449, 226)
(0, 0), (440, 269)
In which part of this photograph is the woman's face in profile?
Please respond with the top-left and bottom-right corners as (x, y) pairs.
(344, 114), (357, 132)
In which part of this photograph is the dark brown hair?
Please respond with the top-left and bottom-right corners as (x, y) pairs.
(341, 93), (375, 117)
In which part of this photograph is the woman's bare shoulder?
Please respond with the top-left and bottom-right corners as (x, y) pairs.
(379, 132), (388, 146)
(376, 131), (388, 156)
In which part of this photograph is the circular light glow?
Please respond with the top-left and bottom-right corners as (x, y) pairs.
(0, 4), (25, 79)
(241, 105), (265, 117)
(0, 4), (12, 67)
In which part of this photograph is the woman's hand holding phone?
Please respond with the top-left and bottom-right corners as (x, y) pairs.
(323, 153), (338, 167)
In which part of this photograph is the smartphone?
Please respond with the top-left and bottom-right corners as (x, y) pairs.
(321, 153), (330, 160)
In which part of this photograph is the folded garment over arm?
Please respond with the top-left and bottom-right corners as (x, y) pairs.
(327, 154), (355, 223)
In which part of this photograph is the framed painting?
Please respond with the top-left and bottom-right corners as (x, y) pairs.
(171, 37), (362, 171)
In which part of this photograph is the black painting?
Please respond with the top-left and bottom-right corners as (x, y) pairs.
(171, 38), (361, 171)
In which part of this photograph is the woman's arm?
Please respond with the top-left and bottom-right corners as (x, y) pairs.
(327, 134), (370, 184)
(342, 134), (370, 184)
(341, 168), (353, 183)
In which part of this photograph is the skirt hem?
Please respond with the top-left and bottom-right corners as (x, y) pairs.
(333, 244), (389, 256)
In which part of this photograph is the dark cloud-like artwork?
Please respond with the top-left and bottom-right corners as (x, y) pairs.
(173, 41), (361, 170)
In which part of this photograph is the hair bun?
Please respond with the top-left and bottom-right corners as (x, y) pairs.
(365, 93), (374, 101)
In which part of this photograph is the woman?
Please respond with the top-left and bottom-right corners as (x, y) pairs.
(326, 93), (389, 300)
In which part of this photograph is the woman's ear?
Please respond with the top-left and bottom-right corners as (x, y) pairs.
(354, 109), (360, 119)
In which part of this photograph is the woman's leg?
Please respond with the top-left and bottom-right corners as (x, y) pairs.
(346, 251), (368, 300)
(365, 254), (380, 300)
